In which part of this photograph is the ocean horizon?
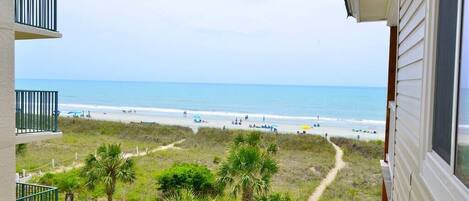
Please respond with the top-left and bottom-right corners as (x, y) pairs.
(16, 79), (387, 125)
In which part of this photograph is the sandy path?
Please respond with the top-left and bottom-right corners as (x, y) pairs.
(122, 139), (185, 158)
(26, 139), (186, 179)
(308, 139), (346, 201)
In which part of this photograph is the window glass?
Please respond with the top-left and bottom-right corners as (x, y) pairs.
(456, 0), (469, 188)
(433, 0), (460, 163)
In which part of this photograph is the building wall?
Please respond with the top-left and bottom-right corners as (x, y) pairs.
(393, 0), (433, 200)
(393, 0), (469, 200)
(0, 0), (17, 200)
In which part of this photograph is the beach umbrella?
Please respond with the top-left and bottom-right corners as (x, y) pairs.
(193, 115), (202, 123)
(300, 124), (312, 130)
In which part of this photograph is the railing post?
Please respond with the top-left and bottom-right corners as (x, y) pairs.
(55, 188), (59, 201)
(54, 0), (57, 31)
(21, 183), (25, 199)
(54, 91), (58, 132)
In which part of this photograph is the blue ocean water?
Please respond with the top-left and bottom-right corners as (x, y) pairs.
(16, 79), (387, 122)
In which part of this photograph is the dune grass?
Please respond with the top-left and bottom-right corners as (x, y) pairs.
(18, 118), (383, 201)
(180, 128), (336, 200)
(16, 118), (193, 172)
(319, 137), (384, 201)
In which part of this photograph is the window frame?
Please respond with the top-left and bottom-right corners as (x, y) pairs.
(419, 0), (469, 199)
(451, 0), (464, 173)
(454, 0), (469, 186)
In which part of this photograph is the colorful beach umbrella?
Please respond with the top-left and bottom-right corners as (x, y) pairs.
(300, 124), (312, 130)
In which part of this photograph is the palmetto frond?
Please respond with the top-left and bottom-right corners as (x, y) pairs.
(81, 144), (136, 201)
(217, 132), (279, 201)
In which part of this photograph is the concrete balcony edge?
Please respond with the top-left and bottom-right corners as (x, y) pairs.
(14, 23), (62, 40)
(16, 132), (62, 144)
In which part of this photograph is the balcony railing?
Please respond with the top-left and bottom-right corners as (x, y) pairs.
(16, 183), (58, 201)
(16, 90), (59, 135)
(15, 0), (57, 31)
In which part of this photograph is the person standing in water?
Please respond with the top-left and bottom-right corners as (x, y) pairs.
(183, 111), (187, 118)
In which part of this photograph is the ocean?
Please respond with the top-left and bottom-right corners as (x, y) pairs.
(16, 79), (387, 125)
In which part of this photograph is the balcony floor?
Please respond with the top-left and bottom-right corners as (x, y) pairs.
(15, 23), (62, 40)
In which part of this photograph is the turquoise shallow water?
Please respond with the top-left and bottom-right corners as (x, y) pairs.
(16, 79), (387, 123)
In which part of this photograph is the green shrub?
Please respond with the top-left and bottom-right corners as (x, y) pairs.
(37, 170), (83, 200)
(16, 144), (27, 156)
(156, 163), (218, 197)
(256, 193), (293, 201)
(38, 173), (56, 186)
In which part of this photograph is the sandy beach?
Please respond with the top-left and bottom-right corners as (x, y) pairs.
(61, 105), (385, 141)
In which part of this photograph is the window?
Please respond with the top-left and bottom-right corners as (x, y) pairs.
(432, 0), (460, 164)
(432, 0), (469, 187)
(455, 0), (469, 187)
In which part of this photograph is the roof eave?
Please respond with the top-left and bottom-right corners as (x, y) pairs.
(344, 0), (397, 26)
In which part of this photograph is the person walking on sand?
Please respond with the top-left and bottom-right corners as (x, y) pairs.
(263, 116), (265, 122)
(183, 111), (187, 118)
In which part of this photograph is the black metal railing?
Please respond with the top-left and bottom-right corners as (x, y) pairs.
(16, 90), (59, 134)
(16, 183), (59, 201)
(15, 0), (57, 31)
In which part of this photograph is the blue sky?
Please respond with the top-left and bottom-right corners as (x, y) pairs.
(16, 0), (389, 87)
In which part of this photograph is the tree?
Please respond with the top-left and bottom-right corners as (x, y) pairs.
(38, 171), (82, 201)
(56, 174), (81, 201)
(217, 132), (279, 201)
(81, 144), (136, 201)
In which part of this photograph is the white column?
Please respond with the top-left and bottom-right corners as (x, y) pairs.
(0, 0), (16, 200)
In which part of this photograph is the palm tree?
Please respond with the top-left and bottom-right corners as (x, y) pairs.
(81, 144), (136, 201)
(217, 132), (279, 201)
(56, 175), (81, 201)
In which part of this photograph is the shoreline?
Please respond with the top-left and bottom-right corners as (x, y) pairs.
(62, 105), (385, 141)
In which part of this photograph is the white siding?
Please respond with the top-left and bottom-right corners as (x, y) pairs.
(394, 0), (433, 200)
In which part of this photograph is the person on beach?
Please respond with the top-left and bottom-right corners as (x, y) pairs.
(183, 111), (187, 117)
(245, 115), (249, 120)
(263, 116), (265, 122)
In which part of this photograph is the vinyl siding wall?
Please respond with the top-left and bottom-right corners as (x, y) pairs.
(393, 0), (433, 200)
